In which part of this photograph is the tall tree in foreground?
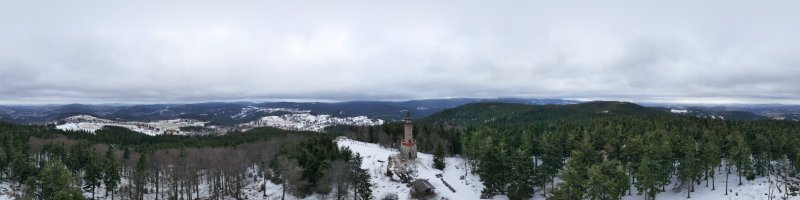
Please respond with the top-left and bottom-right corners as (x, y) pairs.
(83, 150), (103, 199)
(37, 159), (85, 200)
(700, 131), (720, 191)
(507, 149), (536, 200)
(730, 133), (754, 186)
(433, 144), (446, 170)
(133, 154), (149, 200)
(677, 137), (702, 198)
(351, 154), (372, 200)
(636, 130), (672, 200)
(104, 148), (121, 200)
(586, 159), (628, 200)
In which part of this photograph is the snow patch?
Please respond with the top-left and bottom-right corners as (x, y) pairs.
(337, 137), (484, 200)
(671, 109), (689, 114)
(241, 114), (383, 132)
(55, 115), (206, 136)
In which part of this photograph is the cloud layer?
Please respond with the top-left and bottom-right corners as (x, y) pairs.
(1, 0), (799, 104)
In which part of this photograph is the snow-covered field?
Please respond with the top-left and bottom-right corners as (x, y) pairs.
(231, 106), (310, 120)
(241, 114), (384, 132)
(337, 137), (485, 200)
(55, 115), (206, 135)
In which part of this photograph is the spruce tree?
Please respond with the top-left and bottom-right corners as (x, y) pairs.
(477, 143), (507, 198)
(507, 149), (535, 200)
(352, 167), (372, 200)
(700, 132), (720, 190)
(433, 144), (446, 170)
(134, 154), (149, 200)
(104, 148), (121, 200)
(677, 137), (701, 198)
(83, 151), (103, 199)
(38, 159), (84, 200)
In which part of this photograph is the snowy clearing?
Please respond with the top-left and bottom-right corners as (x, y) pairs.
(337, 137), (485, 200)
(55, 115), (206, 135)
(240, 114), (384, 132)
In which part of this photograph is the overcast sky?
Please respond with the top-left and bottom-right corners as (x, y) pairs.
(1, 0), (799, 104)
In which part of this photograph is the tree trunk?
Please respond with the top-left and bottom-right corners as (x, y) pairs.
(156, 170), (160, 200)
(629, 172), (635, 195)
(725, 164), (729, 195)
(687, 178), (691, 198)
(712, 174), (716, 191)
(738, 167), (743, 186)
(281, 181), (286, 200)
(195, 176), (199, 199)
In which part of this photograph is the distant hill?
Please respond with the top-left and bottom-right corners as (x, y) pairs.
(0, 98), (581, 124)
(422, 101), (667, 126)
(651, 106), (767, 121)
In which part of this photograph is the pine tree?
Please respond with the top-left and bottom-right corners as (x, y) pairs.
(700, 132), (720, 190)
(507, 149), (535, 200)
(586, 160), (628, 200)
(608, 160), (629, 200)
(621, 134), (642, 195)
(731, 133), (754, 185)
(352, 167), (372, 200)
(134, 154), (149, 200)
(104, 148), (121, 200)
(677, 137), (701, 198)
(554, 161), (584, 199)
(53, 188), (86, 200)
(477, 144), (506, 198)
(636, 157), (660, 200)
(83, 151), (103, 199)
(586, 164), (606, 200)
(539, 132), (565, 190)
(38, 159), (84, 200)
(433, 144), (446, 170)
(636, 130), (672, 200)
(0, 148), (7, 179)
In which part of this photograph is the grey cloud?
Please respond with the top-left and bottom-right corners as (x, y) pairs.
(1, 0), (800, 104)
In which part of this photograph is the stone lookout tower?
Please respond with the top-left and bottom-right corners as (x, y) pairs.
(400, 111), (417, 160)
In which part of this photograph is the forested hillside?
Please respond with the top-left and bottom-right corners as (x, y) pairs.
(343, 101), (800, 199)
(0, 122), (371, 200)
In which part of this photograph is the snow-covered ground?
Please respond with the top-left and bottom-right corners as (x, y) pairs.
(231, 106), (310, 120)
(0, 182), (12, 200)
(338, 138), (799, 200)
(337, 137), (485, 200)
(241, 114), (384, 132)
(55, 115), (206, 135)
(670, 109), (689, 114)
(619, 165), (800, 200)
